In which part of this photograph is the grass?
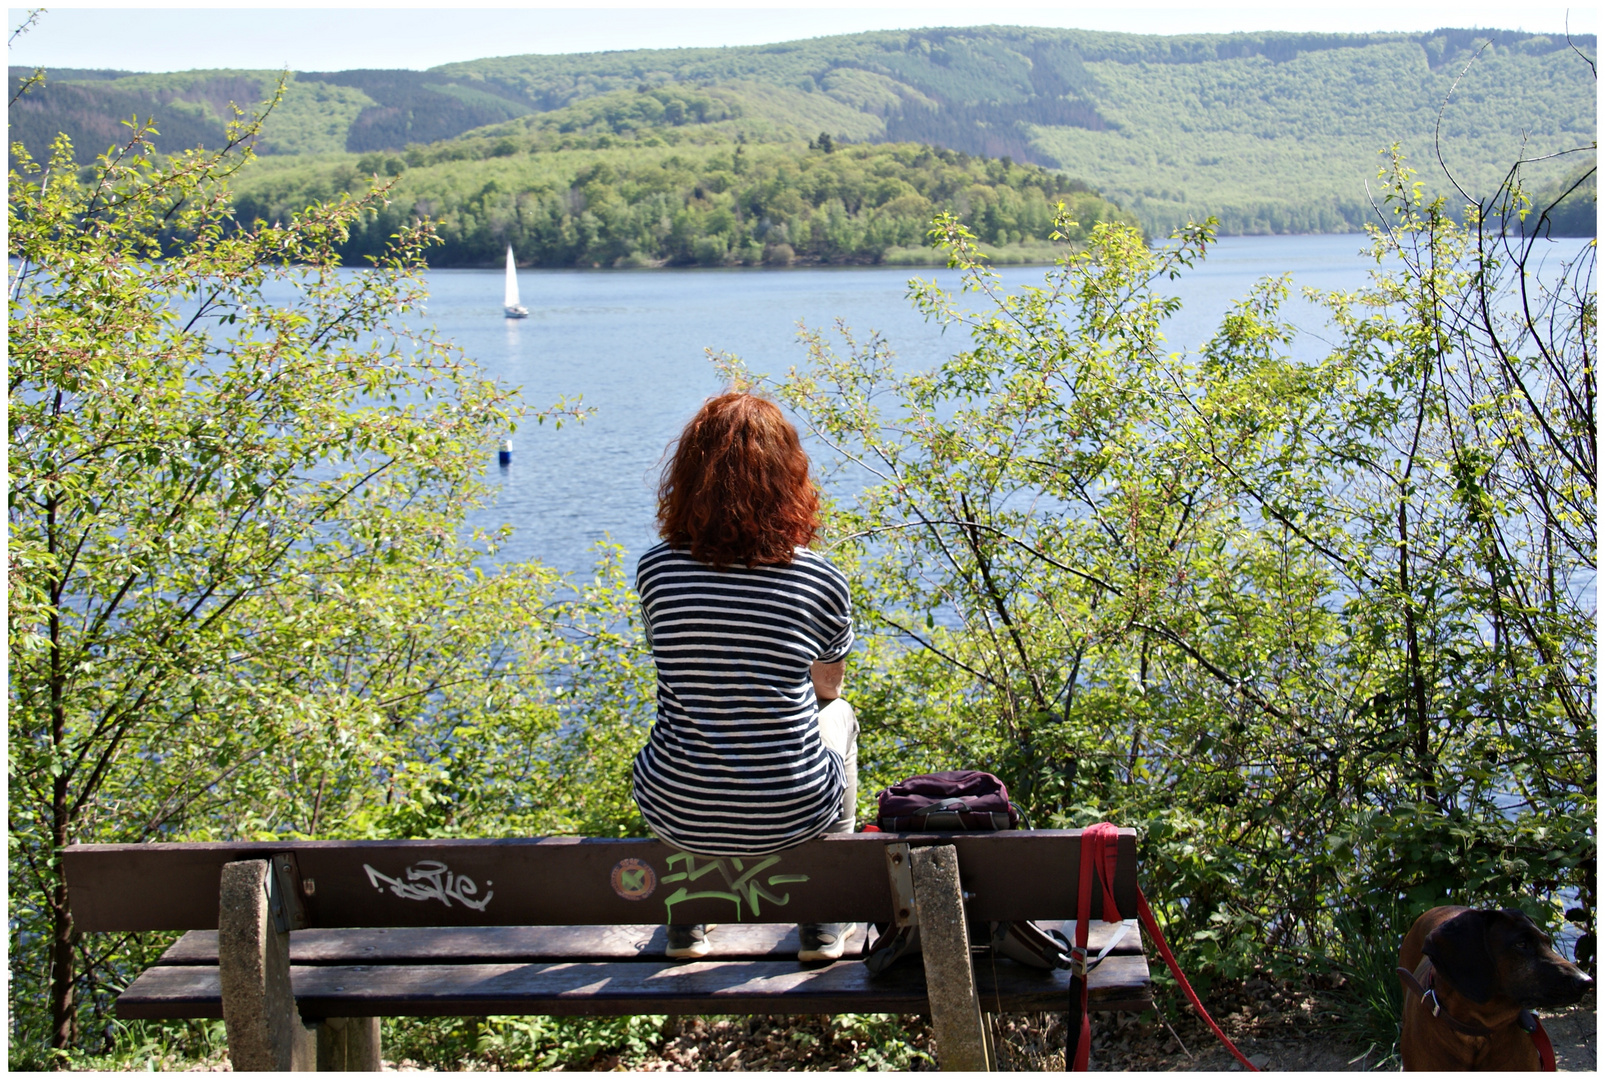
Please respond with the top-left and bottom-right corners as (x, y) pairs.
(1326, 904), (1408, 1069)
(383, 1013), (668, 1070)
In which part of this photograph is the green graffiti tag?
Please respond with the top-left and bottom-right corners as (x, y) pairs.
(660, 851), (810, 922)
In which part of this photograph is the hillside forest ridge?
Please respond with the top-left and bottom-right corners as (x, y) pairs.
(8, 24), (1596, 268)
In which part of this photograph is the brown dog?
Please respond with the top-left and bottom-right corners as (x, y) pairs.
(1398, 905), (1593, 1070)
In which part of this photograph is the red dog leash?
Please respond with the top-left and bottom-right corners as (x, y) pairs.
(1071, 823), (1259, 1072)
(1069, 823), (1123, 1070)
(1396, 962), (1558, 1070)
(1135, 889), (1259, 1071)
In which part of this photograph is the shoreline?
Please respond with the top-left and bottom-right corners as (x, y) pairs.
(421, 230), (1594, 272)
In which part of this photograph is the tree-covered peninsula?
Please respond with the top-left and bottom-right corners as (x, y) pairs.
(231, 133), (1139, 268)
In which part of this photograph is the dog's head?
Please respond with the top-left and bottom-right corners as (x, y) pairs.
(1423, 907), (1593, 1009)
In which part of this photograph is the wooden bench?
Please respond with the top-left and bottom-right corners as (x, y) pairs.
(64, 830), (1151, 1070)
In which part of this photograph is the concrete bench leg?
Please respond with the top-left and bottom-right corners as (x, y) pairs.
(316, 1015), (382, 1070)
(911, 844), (994, 1071)
(219, 859), (316, 1070)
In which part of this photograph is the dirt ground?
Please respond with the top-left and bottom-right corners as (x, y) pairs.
(374, 984), (1596, 1072)
(608, 986), (1597, 1073)
(1075, 986), (1596, 1073)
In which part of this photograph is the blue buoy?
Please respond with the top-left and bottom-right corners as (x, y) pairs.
(498, 438), (512, 467)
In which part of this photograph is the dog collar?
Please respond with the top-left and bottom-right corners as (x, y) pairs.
(1396, 962), (1498, 1036)
(1396, 961), (1558, 1070)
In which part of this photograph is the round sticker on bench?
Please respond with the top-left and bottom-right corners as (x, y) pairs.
(610, 858), (656, 900)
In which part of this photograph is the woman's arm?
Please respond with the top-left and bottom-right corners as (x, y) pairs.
(811, 659), (845, 702)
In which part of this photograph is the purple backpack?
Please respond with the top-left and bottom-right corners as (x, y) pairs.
(867, 770), (1068, 974)
(875, 769), (1022, 832)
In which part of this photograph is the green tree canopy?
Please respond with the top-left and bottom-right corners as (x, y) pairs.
(6, 104), (615, 1065)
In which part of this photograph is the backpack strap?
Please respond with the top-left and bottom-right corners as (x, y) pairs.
(864, 923), (921, 975)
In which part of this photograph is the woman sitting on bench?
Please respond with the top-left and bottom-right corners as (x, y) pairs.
(631, 391), (858, 962)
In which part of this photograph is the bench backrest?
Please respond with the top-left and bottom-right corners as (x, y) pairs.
(64, 829), (1137, 933)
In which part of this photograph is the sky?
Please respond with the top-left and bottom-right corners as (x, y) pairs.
(6, 3), (1599, 74)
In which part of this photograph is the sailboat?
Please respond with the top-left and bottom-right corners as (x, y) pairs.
(503, 244), (528, 319)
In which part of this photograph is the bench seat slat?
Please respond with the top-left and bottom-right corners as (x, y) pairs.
(158, 924), (869, 965)
(118, 955), (1152, 1020)
(156, 921), (1140, 966)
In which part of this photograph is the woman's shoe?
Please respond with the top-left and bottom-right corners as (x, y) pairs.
(665, 923), (714, 959)
(798, 922), (853, 961)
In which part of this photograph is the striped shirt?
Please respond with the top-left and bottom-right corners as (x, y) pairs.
(631, 543), (854, 856)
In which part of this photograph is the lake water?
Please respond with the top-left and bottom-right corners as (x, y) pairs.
(427, 234), (1579, 577)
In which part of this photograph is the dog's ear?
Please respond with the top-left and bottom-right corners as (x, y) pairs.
(1424, 909), (1496, 1003)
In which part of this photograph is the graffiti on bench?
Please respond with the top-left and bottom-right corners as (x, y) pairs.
(364, 860), (493, 911)
(660, 851), (809, 922)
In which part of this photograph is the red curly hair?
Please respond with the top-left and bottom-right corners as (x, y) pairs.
(657, 393), (820, 568)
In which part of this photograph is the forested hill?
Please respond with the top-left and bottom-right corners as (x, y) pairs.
(230, 138), (1139, 269)
(9, 25), (1595, 235)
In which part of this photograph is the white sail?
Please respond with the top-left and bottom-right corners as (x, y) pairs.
(503, 245), (528, 317)
(504, 245), (520, 308)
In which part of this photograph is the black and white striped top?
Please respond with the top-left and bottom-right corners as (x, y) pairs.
(631, 543), (854, 856)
